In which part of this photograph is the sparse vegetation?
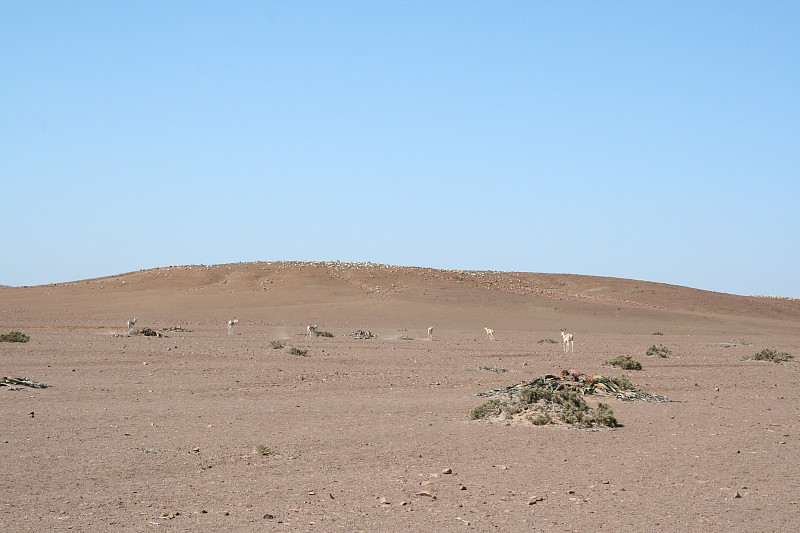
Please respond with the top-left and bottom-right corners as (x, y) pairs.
(652, 331), (663, 335)
(469, 370), (669, 428)
(646, 344), (671, 358)
(538, 338), (557, 344)
(589, 403), (618, 427)
(604, 355), (642, 370)
(469, 399), (502, 420)
(0, 331), (29, 343)
(270, 340), (285, 349)
(470, 378), (620, 428)
(254, 444), (276, 456)
(314, 330), (334, 338)
(288, 347), (308, 357)
(746, 349), (794, 363)
(528, 413), (552, 425)
(610, 374), (635, 391)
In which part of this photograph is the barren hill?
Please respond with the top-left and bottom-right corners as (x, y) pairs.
(2, 261), (798, 336)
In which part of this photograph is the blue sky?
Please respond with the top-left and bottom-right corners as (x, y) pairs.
(2, 1), (798, 297)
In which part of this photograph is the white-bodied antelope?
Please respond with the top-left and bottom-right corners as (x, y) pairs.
(127, 317), (137, 332)
(227, 317), (239, 335)
(427, 325), (434, 340)
(560, 328), (574, 352)
(307, 324), (317, 339)
(485, 327), (495, 341)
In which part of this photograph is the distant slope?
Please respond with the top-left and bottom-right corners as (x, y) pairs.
(7, 261), (797, 323)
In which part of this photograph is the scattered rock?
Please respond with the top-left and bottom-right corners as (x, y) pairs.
(442, 468), (453, 474)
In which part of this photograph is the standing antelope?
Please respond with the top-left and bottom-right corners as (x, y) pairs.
(427, 325), (434, 340)
(560, 329), (574, 352)
(127, 317), (137, 332)
(307, 324), (317, 339)
(228, 317), (239, 335)
(484, 327), (495, 341)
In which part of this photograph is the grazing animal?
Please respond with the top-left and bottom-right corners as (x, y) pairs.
(485, 327), (495, 341)
(427, 325), (434, 340)
(307, 324), (317, 339)
(560, 328), (574, 352)
(227, 317), (239, 335)
(127, 317), (137, 332)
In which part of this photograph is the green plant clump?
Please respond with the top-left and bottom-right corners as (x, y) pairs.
(254, 444), (276, 456)
(270, 340), (285, 349)
(0, 331), (29, 343)
(610, 374), (635, 390)
(472, 386), (618, 428)
(646, 344), (671, 357)
(529, 413), (552, 425)
(746, 349), (794, 363)
(288, 347), (308, 357)
(314, 331), (334, 338)
(604, 355), (642, 370)
(469, 399), (502, 420)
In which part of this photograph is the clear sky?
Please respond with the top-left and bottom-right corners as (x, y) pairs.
(1, 1), (798, 297)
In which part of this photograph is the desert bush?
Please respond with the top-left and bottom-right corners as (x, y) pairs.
(288, 346), (308, 357)
(746, 349), (794, 363)
(610, 374), (635, 390)
(586, 403), (618, 427)
(646, 344), (671, 357)
(604, 355), (642, 370)
(469, 399), (502, 420)
(254, 444), (276, 456)
(270, 340), (285, 349)
(314, 330), (334, 338)
(0, 331), (29, 343)
(519, 386), (554, 405)
(538, 339), (557, 344)
(528, 413), (552, 425)
(472, 381), (618, 428)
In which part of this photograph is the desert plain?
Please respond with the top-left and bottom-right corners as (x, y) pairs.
(1, 261), (799, 532)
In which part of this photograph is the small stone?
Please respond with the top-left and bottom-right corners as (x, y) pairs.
(442, 468), (453, 474)
(379, 497), (390, 505)
(263, 513), (275, 519)
(734, 492), (742, 498)
(459, 485), (467, 490)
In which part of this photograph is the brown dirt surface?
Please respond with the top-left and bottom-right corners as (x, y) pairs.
(1, 261), (799, 531)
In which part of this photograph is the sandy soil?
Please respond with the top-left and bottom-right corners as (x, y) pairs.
(1, 261), (799, 532)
